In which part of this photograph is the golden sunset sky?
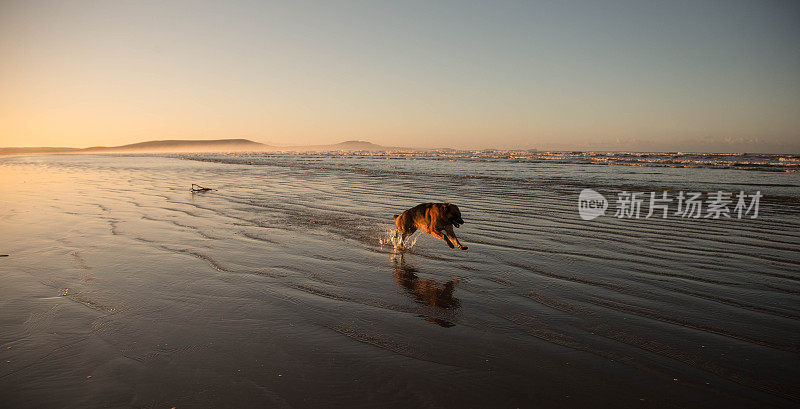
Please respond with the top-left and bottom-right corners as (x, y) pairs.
(1, 1), (798, 152)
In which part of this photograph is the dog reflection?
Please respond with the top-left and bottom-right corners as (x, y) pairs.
(392, 256), (460, 309)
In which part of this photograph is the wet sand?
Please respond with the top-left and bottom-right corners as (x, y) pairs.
(1, 154), (798, 408)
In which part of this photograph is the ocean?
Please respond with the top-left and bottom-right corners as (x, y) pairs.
(0, 152), (798, 408)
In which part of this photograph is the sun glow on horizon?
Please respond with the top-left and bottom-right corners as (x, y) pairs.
(1, 1), (798, 153)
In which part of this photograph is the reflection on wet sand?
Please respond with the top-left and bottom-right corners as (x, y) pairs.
(392, 254), (460, 327)
(3, 154), (799, 408)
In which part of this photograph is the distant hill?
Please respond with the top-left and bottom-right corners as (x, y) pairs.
(280, 140), (405, 152)
(0, 147), (81, 155)
(330, 140), (386, 150)
(0, 139), (270, 156)
(85, 139), (269, 152)
(0, 138), (423, 156)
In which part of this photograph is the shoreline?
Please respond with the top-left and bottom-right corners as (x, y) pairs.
(1, 154), (798, 408)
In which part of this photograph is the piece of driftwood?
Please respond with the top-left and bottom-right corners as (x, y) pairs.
(191, 184), (214, 192)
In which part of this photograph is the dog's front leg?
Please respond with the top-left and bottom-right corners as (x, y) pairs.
(432, 230), (455, 248)
(444, 226), (468, 250)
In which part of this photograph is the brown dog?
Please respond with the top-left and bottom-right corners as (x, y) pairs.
(394, 203), (467, 250)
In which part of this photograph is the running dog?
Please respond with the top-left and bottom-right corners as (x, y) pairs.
(394, 203), (467, 250)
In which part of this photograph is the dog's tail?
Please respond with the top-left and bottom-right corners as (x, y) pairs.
(393, 214), (399, 220)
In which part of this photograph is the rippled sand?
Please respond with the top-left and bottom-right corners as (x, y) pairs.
(0, 154), (798, 408)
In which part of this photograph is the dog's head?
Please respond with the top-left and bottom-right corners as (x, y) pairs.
(442, 203), (465, 228)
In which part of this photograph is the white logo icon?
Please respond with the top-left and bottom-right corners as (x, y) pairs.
(578, 189), (608, 220)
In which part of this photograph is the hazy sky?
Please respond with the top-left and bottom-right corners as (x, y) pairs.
(1, 0), (798, 152)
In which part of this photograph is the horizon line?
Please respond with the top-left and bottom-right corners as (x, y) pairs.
(1, 137), (799, 155)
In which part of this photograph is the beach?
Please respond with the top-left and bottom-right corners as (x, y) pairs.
(0, 153), (798, 408)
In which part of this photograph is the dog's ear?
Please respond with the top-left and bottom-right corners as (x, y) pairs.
(436, 203), (450, 219)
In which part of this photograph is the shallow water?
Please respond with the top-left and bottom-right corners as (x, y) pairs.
(0, 153), (798, 408)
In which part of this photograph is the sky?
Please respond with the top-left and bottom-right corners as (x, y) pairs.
(1, 0), (798, 152)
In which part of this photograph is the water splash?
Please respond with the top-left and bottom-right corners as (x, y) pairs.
(379, 228), (419, 251)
